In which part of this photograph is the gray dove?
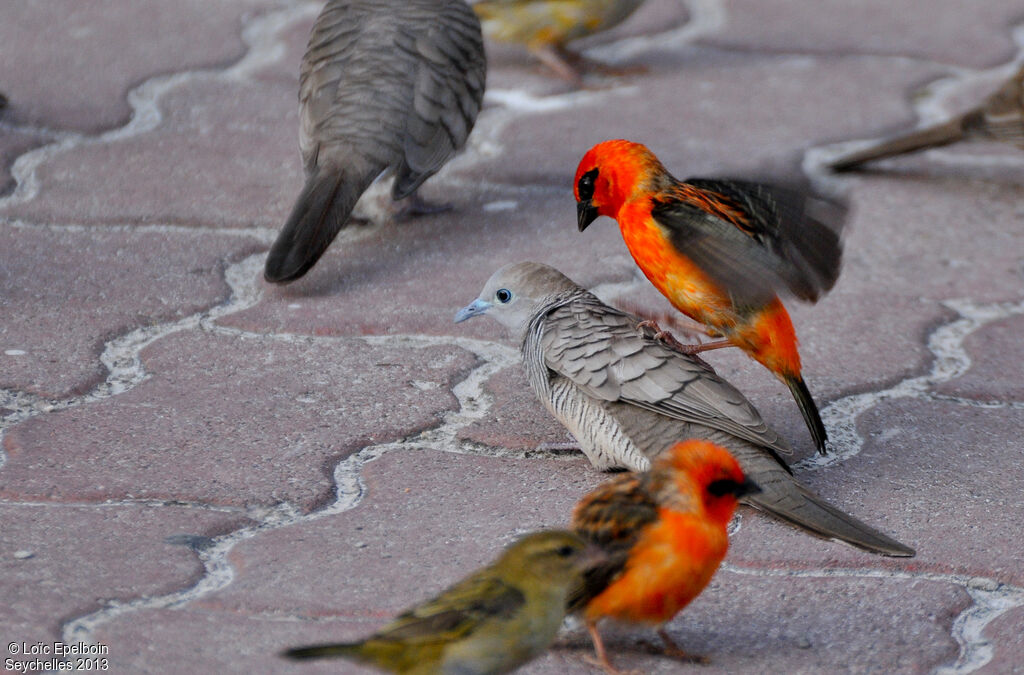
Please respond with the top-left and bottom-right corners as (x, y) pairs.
(265, 0), (487, 283)
(830, 64), (1024, 171)
(455, 262), (914, 557)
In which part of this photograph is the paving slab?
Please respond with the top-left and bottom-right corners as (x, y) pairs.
(0, 503), (252, 652)
(855, 398), (1024, 585)
(934, 314), (1024, 402)
(223, 189), (631, 336)
(0, 126), (49, 197)
(1, 333), (477, 510)
(584, 571), (966, 673)
(0, 0), (289, 133)
(85, 451), (964, 673)
(197, 450), (602, 614)
(1, 0), (1023, 672)
(0, 228), (263, 399)
(1, 76), (303, 228)
(986, 607), (1024, 672)
(473, 55), (948, 180)
(704, 0), (1022, 67)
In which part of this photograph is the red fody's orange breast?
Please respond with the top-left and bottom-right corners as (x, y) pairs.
(583, 509), (727, 625)
(617, 201), (736, 328)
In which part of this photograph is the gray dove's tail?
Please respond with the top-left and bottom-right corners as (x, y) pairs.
(785, 375), (828, 456)
(828, 117), (966, 172)
(747, 470), (915, 557)
(264, 167), (375, 284)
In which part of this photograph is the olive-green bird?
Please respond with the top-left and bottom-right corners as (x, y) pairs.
(282, 530), (605, 674)
(472, 0), (645, 83)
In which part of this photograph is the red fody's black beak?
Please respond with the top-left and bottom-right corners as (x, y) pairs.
(577, 200), (599, 232)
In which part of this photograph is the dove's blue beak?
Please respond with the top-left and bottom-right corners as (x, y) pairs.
(454, 299), (492, 323)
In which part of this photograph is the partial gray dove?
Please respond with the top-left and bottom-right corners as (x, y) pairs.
(265, 0), (486, 283)
(829, 64), (1024, 171)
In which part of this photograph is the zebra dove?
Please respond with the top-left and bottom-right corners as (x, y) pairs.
(455, 261), (914, 557)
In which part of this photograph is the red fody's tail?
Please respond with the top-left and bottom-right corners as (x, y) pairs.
(743, 301), (828, 454)
(786, 374), (828, 455)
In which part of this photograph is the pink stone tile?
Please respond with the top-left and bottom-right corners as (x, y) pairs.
(0, 0), (288, 133)
(983, 606), (1024, 673)
(727, 400), (1023, 580)
(0, 333), (478, 510)
(705, 1), (1021, 67)
(656, 570), (965, 673)
(0, 503), (251, 650)
(848, 399), (1021, 584)
(195, 449), (601, 615)
(3, 76), (303, 228)
(935, 314), (1024, 403)
(223, 190), (632, 337)
(0, 228), (263, 398)
(469, 56), (946, 182)
(91, 609), (373, 674)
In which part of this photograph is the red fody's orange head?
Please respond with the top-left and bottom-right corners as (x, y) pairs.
(655, 440), (759, 526)
(574, 139), (664, 231)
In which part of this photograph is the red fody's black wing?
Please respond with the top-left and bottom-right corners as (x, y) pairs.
(652, 179), (846, 307)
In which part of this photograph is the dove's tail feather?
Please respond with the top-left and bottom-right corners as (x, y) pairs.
(828, 118), (966, 171)
(786, 375), (828, 456)
(264, 166), (377, 284)
(747, 472), (915, 557)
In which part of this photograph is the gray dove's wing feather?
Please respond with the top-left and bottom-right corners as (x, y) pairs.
(300, 0), (413, 172)
(540, 293), (791, 458)
(392, 0), (485, 199)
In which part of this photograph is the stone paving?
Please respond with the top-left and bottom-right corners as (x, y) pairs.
(1, 1), (1023, 673)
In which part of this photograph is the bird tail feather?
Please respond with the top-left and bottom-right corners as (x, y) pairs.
(264, 167), (375, 284)
(828, 118), (966, 171)
(747, 473), (915, 557)
(786, 375), (829, 456)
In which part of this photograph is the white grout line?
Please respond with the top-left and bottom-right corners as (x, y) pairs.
(794, 297), (1024, 473)
(59, 257), (538, 645)
(2, 217), (279, 243)
(720, 562), (1024, 674)
(0, 254), (267, 473)
(0, 1), (318, 215)
(0, 498), (247, 512)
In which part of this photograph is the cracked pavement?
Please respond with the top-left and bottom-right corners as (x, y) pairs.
(1, 0), (1023, 672)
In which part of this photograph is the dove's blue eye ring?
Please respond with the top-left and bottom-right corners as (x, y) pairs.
(496, 289), (512, 304)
